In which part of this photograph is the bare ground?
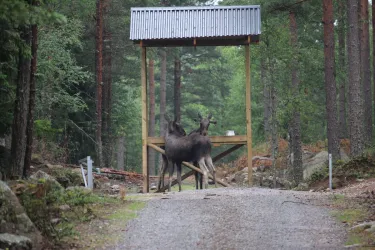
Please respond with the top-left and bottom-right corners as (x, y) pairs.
(109, 187), (346, 250)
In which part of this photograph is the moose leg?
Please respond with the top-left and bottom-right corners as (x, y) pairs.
(176, 162), (182, 192)
(168, 160), (175, 192)
(194, 170), (199, 190)
(198, 158), (209, 189)
(205, 156), (217, 188)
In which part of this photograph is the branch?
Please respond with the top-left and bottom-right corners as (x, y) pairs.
(270, 0), (311, 13)
(281, 200), (308, 205)
(68, 119), (97, 145)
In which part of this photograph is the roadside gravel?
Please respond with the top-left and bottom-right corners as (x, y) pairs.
(113, 187), (346, 250)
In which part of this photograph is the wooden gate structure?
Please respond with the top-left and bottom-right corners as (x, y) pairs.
(130, 5), (261, 193)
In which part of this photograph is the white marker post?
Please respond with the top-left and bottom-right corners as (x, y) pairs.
(329, 153), (332, 191)
(87, 156), (93, 189)
(80, 164), (87, 188)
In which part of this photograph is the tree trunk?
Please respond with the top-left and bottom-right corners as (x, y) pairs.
(148, 59), (156, 175)
(373, 1), (375, 129)
(95, 0), (104, 167)
(103, 27), (112, 167)
(261, 57), (270, 135)
(359, 0), (372, 143)
(117, 136), (125, 170)
(289, 11), (303, 185)
(338, 0), (347, 139)
(158, 49), (167, 173)
(269, 58), (278, 188)
(10, 26), (31, 178)
(323, 0), (340, 161)
(347, 0), (364, 156)
(24, 12), (38, 178)
(174, 57), (181, 122)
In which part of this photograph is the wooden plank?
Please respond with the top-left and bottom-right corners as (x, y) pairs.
(213, 144), (244, 162)
(147, 143), (230, 187)
(132, 35), (260, 47)
(147, 135), (247, 146)
(141, 46), (149, 193)
(245, 44), (253, 186)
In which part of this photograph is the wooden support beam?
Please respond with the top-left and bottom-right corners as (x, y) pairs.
(141, 46), (149, 193)
(147, 143), (230, 188)
(213, 144), (244, 162)
(147, 135), (247, 146)
(156, 145), (241, 192)
(245, 44), (253, 186)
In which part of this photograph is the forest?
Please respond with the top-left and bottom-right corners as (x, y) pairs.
(0, 0), (372, 187)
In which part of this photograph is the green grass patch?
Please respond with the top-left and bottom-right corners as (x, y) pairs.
(107, 201), (145, 221)
(332, 209), (367, 225)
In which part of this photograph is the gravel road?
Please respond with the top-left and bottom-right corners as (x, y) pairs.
(114, 188), (346, 250)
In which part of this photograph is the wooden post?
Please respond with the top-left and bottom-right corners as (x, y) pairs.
(141, 46), (149, 193)
(245, 44), (253, 186)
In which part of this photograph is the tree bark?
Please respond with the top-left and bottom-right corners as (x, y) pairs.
(174, 57), (181, 122)
(103, 26), (112, 167)
(148, 59), (156, 175)
(117, 136), (125, 170)
(338, 0), (347, 139)
(359, 0), (372, 143)
(373, 1), (375, 129)
(11, 26), (31, 178)
(95, 0), (104, 167)
(347, 0), (364, 156)
(289, 11), (303, 185)
(323, 0), (340, 161)
(24, 17), (38, 177)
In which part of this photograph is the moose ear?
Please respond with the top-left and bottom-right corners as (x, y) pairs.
(210, 120), (217, 125)
(208, 113), (212, 119)
(164, 114), (171, 122)
(198, 112), (203, 119)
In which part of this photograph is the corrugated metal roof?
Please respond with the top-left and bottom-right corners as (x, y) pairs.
(130, 5), (261, 41)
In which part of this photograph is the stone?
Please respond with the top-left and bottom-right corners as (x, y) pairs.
(0, 181), (44, 249)
(241, 167), (248, 173)
(295, 182), (309, 191)
(31, 154), (43, 165)
(59, 205), (71, 211)
(30, 170), (63, 191)
(0, 233), (32, 250)
(150, 184), (157, 190)
(303, 151), (328, 180)
(111, 185), (120, 190)
(51, 218), (60, 225)
(45, 163), (63, 169)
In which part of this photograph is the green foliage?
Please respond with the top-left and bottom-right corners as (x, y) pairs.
(34, 119), (63, 139)
(18, 179), (117, 242)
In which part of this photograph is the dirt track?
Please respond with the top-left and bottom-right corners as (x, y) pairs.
(113, 188), (346, 250)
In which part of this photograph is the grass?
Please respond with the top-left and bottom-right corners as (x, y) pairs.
(329, 194), (375, 248)
(65, 200), (146, 249)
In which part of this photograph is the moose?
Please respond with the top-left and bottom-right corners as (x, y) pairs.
(161, 113), (217, 192)
(189, 112), (217, 189)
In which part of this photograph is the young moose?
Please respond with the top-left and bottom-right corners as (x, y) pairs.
(189, 112), (217, 189)
(164, 116), (216, 192)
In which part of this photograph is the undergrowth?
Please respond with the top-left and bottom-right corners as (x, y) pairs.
(13, 178), (119, 243)
(307, 156), (375, 186)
